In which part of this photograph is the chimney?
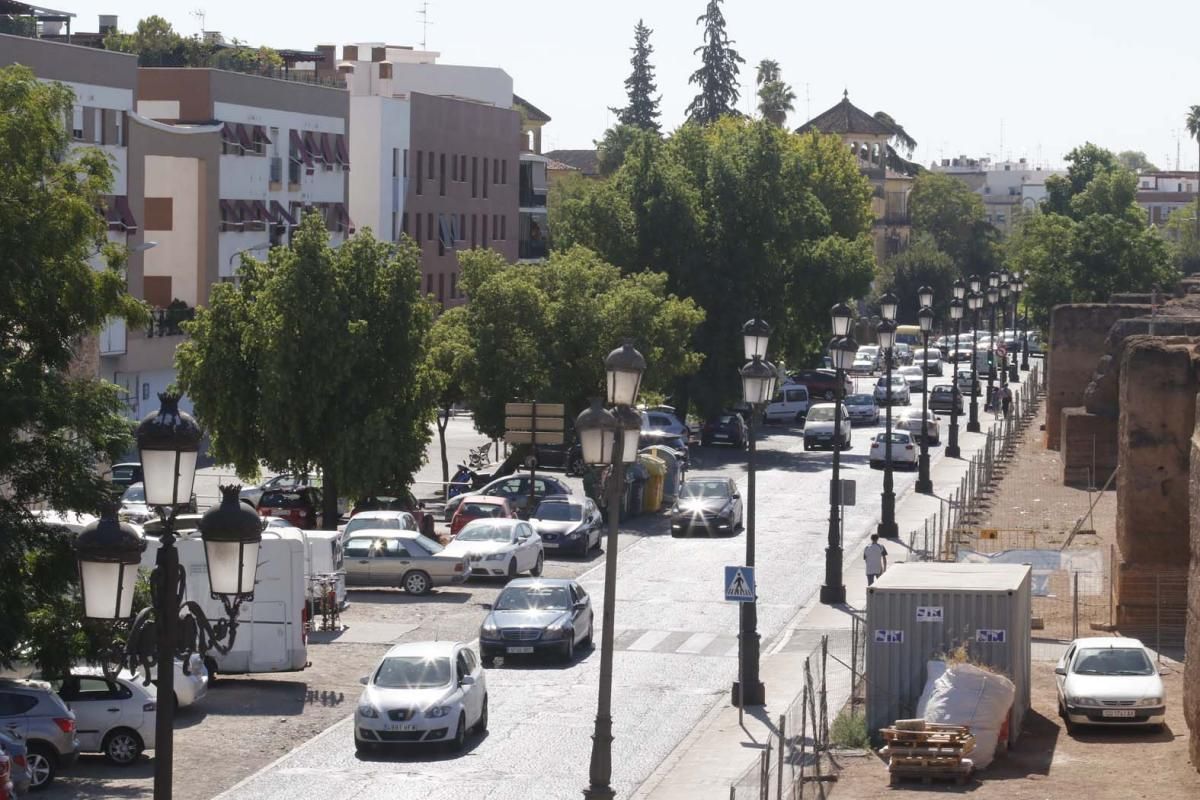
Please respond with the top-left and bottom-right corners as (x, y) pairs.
(314, 44), (336, 80)
(98, 15), (118, 34)
(371, 46), (387, 62)
(376, 61), (393, 96)
(342, 44), (359, 62)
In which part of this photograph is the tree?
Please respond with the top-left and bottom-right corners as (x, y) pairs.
(424, 307), (474, 499)
(1005, 213), (1076, 330)
(1165, 199), (1200, 274)
(909, 171), (999, 275)
(1117, 150), (1160, 173)
(611, 20), (661, 133)
(755, 59), (795, 128)
(1187, 106), (1200, 244)
(872, 111), (921, 176)
(103, 15), (210, 66)
(876, 233), (958, 322)
(595, 123), (653, 178)
(1044, 142), (1118, 216)
(176, 216), (435, 528)
(457, 247), (706, 440)
(685, 0), (745, 125)
(0, 65), (149, 675)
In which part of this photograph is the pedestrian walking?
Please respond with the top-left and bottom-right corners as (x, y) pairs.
(864, 534), (888, 586)
(1001, 385), (1013, 418)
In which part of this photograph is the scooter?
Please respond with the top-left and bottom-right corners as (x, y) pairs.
(448, 465), (488, 499)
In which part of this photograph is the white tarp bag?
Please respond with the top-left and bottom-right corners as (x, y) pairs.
(921, 662), (1015, 769)
(915, 660), (948, 717)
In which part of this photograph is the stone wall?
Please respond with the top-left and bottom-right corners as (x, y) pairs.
(1188, 396), (1200, 771)
(1046, 304), (1148, 450)
(1060, 408), (1119, 487)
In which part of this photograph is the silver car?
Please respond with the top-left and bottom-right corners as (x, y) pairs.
(844, 393), (880, 425)
(0, 678), (78, 789)
(342, 531), (469, 595)
(0, 729), (31, 795)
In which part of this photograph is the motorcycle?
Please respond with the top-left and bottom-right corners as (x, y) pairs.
(448, 465), (489, 499)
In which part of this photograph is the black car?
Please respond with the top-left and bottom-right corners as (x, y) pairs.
(669, 476), (743, 537)
(529, 495), (603, 555)
(701, 413), (748, 448)
(533, 440), (585, 476)
(929, 384), (964, 415)
(788, 369), (854, 401)
(479, 578), (594, 665)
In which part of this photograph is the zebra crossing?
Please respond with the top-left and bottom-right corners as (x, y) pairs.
(611, 628), (739, 658)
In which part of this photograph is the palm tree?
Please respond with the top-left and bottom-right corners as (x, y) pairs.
(755, 58), (794, 127)
(1187, 105), (1200, 241)
(756, 58), (780, 87)
(873, 110), (921, 176)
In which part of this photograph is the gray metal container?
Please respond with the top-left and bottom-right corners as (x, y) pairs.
(865, 562), (1031, 746)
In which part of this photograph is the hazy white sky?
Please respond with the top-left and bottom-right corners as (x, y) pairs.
(61, 0), (1200, 169)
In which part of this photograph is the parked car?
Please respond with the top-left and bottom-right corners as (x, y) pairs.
(533, 439), (585, 476)
(929, 384), (964, 415)
(0, 730), (30, 796)
(118, 482), (196, 525)
(640, 408), (691, 440)
(442, 473), (573, 521)
(108, 462), (143, 493)
(858, 345), (881, 368)
(788, 369), (853, 401)
(669, 476), (743, 537)
(911, 348), (944, 377)
(441, 519), (544, 579)
(638, 431), (691, 471)
(895, 409), (941, 445)
(479, 578), (594, 665)
(893, 342), (913, 365)
(849, 353), (876, 375)
(529, 495), (603, 555)
(764, 382), (810, 425)
(1055, 637), (1166, 732)
(0, 749), (10, 800)
(803, 403), (853, 450)
(0, 678), (78, 790)
(897, 365), (925, 394)
(353, 640), (487, 753)
(344, 509), (419, 538)
(450, 496), (516, 537)
(239, 473), (314, 509)
(844, 393), (880, 426)
(948, 348), (974, 365)
(257, 487), (323, 529)
(53, 670), (156, 766)
(874, 374), (911, 406)
(349, 492), (436, 538)
(869, 431), (918, 469)
(701, 413), (747, 448)
(342, 531), (468, 595)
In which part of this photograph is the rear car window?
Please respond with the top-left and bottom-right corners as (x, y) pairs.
(261, 491), (303, 507)
(0, 691), (39, 716)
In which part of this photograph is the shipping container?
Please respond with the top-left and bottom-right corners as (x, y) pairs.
(865, 562), (1032, 746)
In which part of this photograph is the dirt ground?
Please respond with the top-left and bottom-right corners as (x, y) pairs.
(832, 658), (1200, 799)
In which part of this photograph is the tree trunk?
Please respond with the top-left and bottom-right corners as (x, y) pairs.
(438, 406), (450, 501)
(321, 471), (339, 531)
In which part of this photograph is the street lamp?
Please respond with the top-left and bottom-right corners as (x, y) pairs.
(733, 318), (776, 707)
(999, 274), (1013, 383)
(1016, 273), (1031, 371)
(946, 297), (965, 458)
(918, 284), (934, 312)
(75, 393), (261, 800)
(876, 313), (898, 539)
(986, 283), (1000, 413)
(916, 304), (935, 494)
(1007, 272), (1021, 381)
(580, 342), (646, 800)
(967, 287), (983, 433)
(820, 306), (858, 606)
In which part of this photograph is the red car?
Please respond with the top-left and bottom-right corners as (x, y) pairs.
(449, 496), (516, 537)
(258, 487), (323, 529)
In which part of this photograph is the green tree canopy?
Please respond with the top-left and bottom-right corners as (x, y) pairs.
(611, 20), (661, 133)
(176, 216), (435, 526)
(685, 0), (744, 124)
(104, 16), (281, 72)
(1044, 142), (1119, 216)
(424, 306), (474, 497)
(1117, 150), (1159, 173)
(755, 58), (795, 128)
(1165, 199), (1200, 274)
(0, 65), (149, 675)
(909, 171), (999, 275)
(875, 233), (958, 324)
(457, 247), (706, 439)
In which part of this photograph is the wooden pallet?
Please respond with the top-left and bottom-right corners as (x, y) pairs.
(889, 758), (974, 786)
(881, 723), (976, 785)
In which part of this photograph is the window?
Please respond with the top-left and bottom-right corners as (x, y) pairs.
(460, 155), (467, 181)
(501, 215), (506, 240)
(456, 651), (471, 682)
(379, 539), (410, 558)
(0, 692), (38, 715)
(71, 105), (83, 139)
(483, 157), (489, 198)
(440, 153), (446, 196)
(142, 383), (150, 401)
(403, 148), (408, 178)
(270, 126), (279, 156)
(471, 214), (477, 247)
(460, 213), (466, 241)
(426, 273), (434, 294)
(391, 211), (399, 241)
(996, 213), (1006, 224)
(344, 538), (371, 558)
(493, 158), (499, 184)
(472, 156), (478, 198)
(451, 153), (458, 181)
(482, 213), (488, 248)
(428, 150), (434, 179)
(144, 197), (174, 231)
(438, 273), (445, 304)
(402, 212), (409, 234)
(450, 272), (457, 298)
(502, 159), (507, 184)
(427, 212), (434, 243)
(415, 212), (422, 245)
(492, 214), (498, 240)
(392, 148), (400, 177)
(416, 149), (423, 194)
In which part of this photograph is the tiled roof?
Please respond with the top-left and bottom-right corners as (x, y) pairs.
(545, 158), (578, 172)
(513, 93), (551, 123)
(796, 91), (896, 137)
(544, 149), (600, 176)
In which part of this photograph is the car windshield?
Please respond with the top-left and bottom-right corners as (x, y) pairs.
(874, 433), (911, 444)
(112, 466), (138, 482)
(534, 502), (581, 521)
(456, 523), (514, 543)
(718, 415), (738, 424)
(806, 406), (835, 421)
(680, 480), (730, 499)
(261, 491), (303, 507)
(1073, 647), (1155, 676)
(494, 585), (571, 611)
(373, 656), (452, 689)
(461, 502), (506, 518)
(345, 516), (406, 535)
(122, 485), (145, 502)
(846, 394), (873, 405)
(933, 386), (953, 393)
(879, 376), (907, 386)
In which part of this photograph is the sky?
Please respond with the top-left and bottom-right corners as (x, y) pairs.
(59, 0), (1200, 170)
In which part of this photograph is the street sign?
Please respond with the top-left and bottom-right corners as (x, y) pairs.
(505, 402), (565, 417)
(504, 430), (564, 445)
(724, 566), (755, 602)
(832, 479), (856, 507)
(504, 416), (565, 431)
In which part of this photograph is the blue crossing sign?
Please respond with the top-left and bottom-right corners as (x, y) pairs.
(724, 566), (756, 602)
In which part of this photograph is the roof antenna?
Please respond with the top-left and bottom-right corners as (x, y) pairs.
(418, 1), (434, 50)
(190, 8), (206, 36)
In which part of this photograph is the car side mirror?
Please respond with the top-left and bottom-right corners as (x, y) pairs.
(459, 674), (476, 686)
(574, 601), (587, 611)
(359, 675), (369, 685)
(732, 493), (741, 500)
(481, 603), (493, 611)
(1054, 666), (1066, 676)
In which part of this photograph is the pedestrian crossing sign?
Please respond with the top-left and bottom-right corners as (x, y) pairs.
(724, 566), (755, 602)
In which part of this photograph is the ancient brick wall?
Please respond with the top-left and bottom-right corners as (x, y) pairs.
(1188, 396), (1200, 770)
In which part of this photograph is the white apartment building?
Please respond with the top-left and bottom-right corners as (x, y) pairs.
(1136, 171), (1199, 227)
(932, 156), (1064, 234)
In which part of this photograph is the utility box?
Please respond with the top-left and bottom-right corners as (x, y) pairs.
(866, 562), (1032, 746)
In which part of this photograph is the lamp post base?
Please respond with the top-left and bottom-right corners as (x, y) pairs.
(916, 453), (933, 494)
(967, 420), (981, 433)
(582, 787), (616, 800)
(877, 519), (898, 539)
(819, 583), (846, 605)
(731, 680), (766, 707)
(946, 444), (961, 458)
(1008, 364), (1019, 382)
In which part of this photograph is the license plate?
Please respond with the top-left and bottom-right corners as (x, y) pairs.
(714, 434), (728, 439)
(1102, 709), (1136, 718)
(507, 646), (534, 654)
(384, 723), (418, 731)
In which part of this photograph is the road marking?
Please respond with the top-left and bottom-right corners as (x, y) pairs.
(676, 632), (717, 654)
(628, 629), (672, 651)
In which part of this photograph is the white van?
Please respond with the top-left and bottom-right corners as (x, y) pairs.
(765, 382), (810, 424)
(141, 533), (309, 675)
(265, 523), (348, 609)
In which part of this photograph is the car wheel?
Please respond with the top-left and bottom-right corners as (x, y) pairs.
(402, 570), (432, 596)
(530, 552), (544, 577)
(26, 744), (56, 789)
(474, 695), (489, 734)
(507, 557), (518, 579)
(451, 712), (468, 752)
(561, 634), (575, 663)
(103, 728), (144, 766)
(823, 389), (834, 401)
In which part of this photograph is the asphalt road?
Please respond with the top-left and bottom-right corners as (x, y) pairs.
(213, 376), (956, 800)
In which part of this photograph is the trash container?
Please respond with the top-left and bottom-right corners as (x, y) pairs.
(639, 453), (666, 512)
(642, 445), (681, 501)
(623, 462), (647, 522)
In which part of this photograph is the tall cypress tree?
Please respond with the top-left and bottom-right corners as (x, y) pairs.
(612, 19), (661, 133)
(685, 0), (744, 124)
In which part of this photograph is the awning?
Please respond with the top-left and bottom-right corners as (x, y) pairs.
(221, 122), (240, 145)
(304, 131), (324, 163)
(289, 129), (313, 166)
(270, 200), (296, 226)
(250, 200), (271, 222)
(235, 124), (254, 150)
(105, 195), (138, 231)
(219, 198), (244, 225)
(319, 132), (337, 165)
(251, 125), (271, 145)
(334, 134), (350, 167)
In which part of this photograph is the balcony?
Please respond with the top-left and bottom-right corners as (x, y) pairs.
(147, 305), (195, 338)
(520, 187), (547, 209)
(99, 318), (126, 356)
(519, 238), (549, 260)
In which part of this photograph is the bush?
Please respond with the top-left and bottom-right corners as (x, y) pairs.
(830, 709), (870, 749)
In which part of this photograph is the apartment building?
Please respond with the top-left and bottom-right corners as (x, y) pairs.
(514, 94), (551, 262)
(931, 156), (1064, 235)
(341, 45), (519, 305)
(1136, 171), (1199, 227)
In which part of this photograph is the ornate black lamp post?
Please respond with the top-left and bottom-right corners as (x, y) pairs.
(1007, 272), (1021, 381)
(946, 290), (965, 458)
(578, 343), (646, 800)
(75, 394), (262, 800)
(876, 294), (898, 538)
(967, 275), (983, 433)
(820, 305), (858, 606)
(1017, 272), (1030, 371)
(732, 319), (776, 707)
(986, 275), (1000, 412)
(915, 301), (935, 494)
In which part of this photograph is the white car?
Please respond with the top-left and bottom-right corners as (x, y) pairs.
(844, 393), (880, 425)
(441, 519), (544, 579)
(354, 640), (487, 753)
(134, 655), (209, 709)
(849, 353), (876, 375)
(54, 669), (157, 765)
(895, 409), (941, 445)
(874, 374), (911, 406)
(641, 408), (690, 440)
(341, 510), (418, 539)
(764, 382), (810, 425)
(1056, 637), (1166, 732)
(897, 365), (925, 394)
(803, 403), (852, 451)
(869, 432), (918, 469)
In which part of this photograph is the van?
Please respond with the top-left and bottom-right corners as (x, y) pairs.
(265, 522), (348, 609)
(765, 382), (810, 424)
(141, 533), (309, 675)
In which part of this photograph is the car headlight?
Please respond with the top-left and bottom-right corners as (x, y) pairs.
(542, 622), (570, 640)
(425, 705), (451, 718)
(481, 621), (499, 637)
(1068, 696), (1099, 707)
(1137, 697), (1163, 707)
(357, 703), (380, 718)
(485, 552), (507, 561)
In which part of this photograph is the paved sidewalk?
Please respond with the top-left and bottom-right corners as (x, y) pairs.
(633, 420), (997, 800)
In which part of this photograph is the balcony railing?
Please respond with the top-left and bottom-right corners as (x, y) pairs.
(147, 306), (195, 338)
(519, 238), (549, 260)
(520, 188), (548, 209)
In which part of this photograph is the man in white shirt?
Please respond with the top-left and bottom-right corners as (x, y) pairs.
(864, 534), (888, 586)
